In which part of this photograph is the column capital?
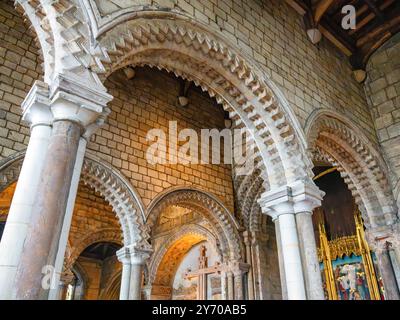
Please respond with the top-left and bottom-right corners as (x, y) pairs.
(116, 247), (131, 264)
(59, 269), (75, 286)
(49, 73), (113, 137)
(258, 180), (324, 219)
(127, 244), (152, 265)
(242, 230), (251, 245)
(290, 180), (324, 214)
(21, 80), (53, 127)
(229, 260), (250, 275)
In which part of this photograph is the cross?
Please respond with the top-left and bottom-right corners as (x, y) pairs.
(183, 245), (221, 300)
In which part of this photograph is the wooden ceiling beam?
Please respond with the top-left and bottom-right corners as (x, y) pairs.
(315, 0), (336, 24)
(362, 0), (385, 22)
(349, 0), (395, 35)
(356, 3), (400, 46)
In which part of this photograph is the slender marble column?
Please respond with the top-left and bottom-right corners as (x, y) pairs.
(117, 247), (132, 300)
(274, 218), (288, 300)
(278, 212), (306, 299)
(233, 270), (244, 300)
(220, 271), (227, 300)
(295, 211), (324, 300)
(227, 271), (234, 300)
(129, 246), (151, 300)
(243, 231), (255, 300)
(129, 263), (143, 300)
(0, 82), (52, 299)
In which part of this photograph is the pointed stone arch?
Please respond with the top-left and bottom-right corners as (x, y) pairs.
(147, 187), (244, 262)
(305, 109), (398, 228)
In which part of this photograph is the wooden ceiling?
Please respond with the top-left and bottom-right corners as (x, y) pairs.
(286, 0), (400, 69)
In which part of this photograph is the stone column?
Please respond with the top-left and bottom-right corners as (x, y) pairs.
(292, 183), (324, 300)
(367, 225), (400, 300)
(227, 271), (234, 300)
(49, 137), (87, 300)
(274, 218), (288, 300)
(57, 270), (75, 300)
(0, 82), (53, 299)
(259, 185), (312, 300)
(220, 270), (227, 300)
(128, 245), (151, 300)
(243, 231), (255, 300)
(375, 245), (400, 299)
(12, 75), (112, 300)
(117, 247), (132, 300)
(231, 262), (248, 300)
(277, 212), (306, 299)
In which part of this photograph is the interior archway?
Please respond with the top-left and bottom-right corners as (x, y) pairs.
(305, 110), (397, 229)
(97, 14), (315, 194)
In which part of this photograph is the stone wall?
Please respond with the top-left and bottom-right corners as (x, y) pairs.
(0, 0), (42, 159)
(88, 67), (234, 210)
(95, 0), (376, 141)
(77, 257), (103, 300)
(364, 34), (400, 205)
(68, 182), (121, 250)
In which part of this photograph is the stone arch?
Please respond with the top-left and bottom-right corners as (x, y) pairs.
(305, 109), (397, 228)
(0, 150), (150, 249)
(64, 228), (122, 271)
(80, 152), (150, 249)
(148, 224), (221, 287)
(94, 11), (314, 191)
(99, 269), (122, 300)
(234, 169), (265, 232)
(14, 0), (106, 86)
(147, 187), (243, 261)
(0, 151), (25, 193)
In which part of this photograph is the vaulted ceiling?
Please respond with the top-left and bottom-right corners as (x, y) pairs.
(286, 0), (400, 69)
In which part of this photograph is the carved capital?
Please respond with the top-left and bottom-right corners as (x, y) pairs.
(116, 247), (131, 265)
(128, 244), (152, 265)
(59, 269), (75, 286)
(49, 73), (113, 137)
(258, 180), (323, 219)
(21, 80), (53, 127)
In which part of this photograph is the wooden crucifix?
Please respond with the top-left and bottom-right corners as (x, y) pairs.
(183, 244), (221, 300)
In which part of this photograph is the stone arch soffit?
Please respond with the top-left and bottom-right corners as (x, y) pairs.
(93, 11), (313, 190)
(64, 228), (122, 271)
(146, 187), (243, 261)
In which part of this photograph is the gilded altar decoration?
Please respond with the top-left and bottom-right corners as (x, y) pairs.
(318, 210), (384, 300)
